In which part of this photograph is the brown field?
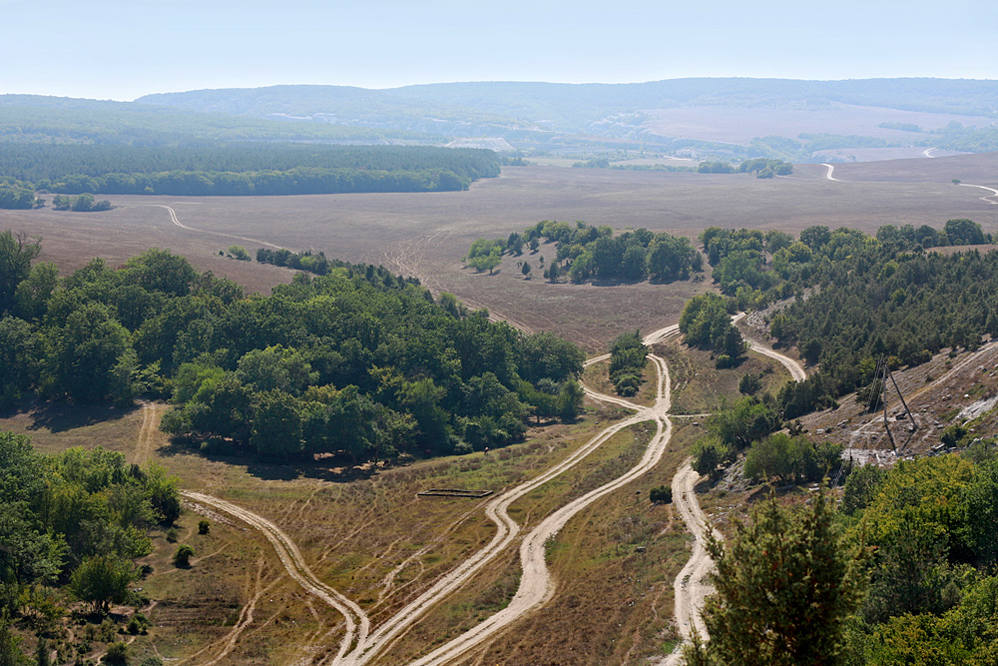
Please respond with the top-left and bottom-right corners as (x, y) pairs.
(3, 156), (997, 350)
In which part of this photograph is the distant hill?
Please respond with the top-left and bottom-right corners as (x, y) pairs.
(4, 79), (998, 161)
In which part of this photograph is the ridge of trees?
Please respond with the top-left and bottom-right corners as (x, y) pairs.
(697, 158), (793, 178)
(466, 220), (703, 285)
(0, 144), (500, 198)
(678, 293), (746, 368)
(696, 220), (995, 419)
(0, 232), (586, 464)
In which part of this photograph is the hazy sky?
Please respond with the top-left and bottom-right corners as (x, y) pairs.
(3, 0), (997, 100)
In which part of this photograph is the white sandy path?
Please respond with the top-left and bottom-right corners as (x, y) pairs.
(821, 163), (840, 182)
(659, 321), (807, 665)
(342, 327), (681, 664)
(958, 182), (998, 205)
(409, 354), (674, 665)
(181, 491), (370, 663)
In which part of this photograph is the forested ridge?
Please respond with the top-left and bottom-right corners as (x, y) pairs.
(0, 144), (500, 199)
(694, 220), (996, 418)
(0, 231), (585, 465)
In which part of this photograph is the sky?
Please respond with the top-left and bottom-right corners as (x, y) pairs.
(2, 0), (997, 101)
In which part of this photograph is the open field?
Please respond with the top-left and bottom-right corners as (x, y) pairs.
(4, 156), (997, 350)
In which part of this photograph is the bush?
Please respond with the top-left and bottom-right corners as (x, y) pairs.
(173, 545), (194, 568)
(104, 641), (128, 664)
(650, 485), (672, 504)
(739, 373), (762, 395)
(165, 528), (178, 543)
(197, 520), (210, 535)
(126, 613), (150, 635)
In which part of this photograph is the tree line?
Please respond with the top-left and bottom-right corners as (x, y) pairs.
(0, 232), (586, 464)
(0, 144), (501, 198)
(0, 143), (500, 184)
(697, 158), (793, 178)
(467, 220), (703, 285)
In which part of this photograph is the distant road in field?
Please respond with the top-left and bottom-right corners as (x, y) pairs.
(181, 491), (370, 664)
(821, 163), (841, 182)
(146, 203), (290, 250)
(958, 182), (998, 205)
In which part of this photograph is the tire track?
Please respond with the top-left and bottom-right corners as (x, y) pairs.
(181, 491), (370, 663)
(409, 354), (674, 665)
(146, 204), (291, 250)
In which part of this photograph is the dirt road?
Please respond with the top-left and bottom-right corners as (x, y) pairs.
(131, 402), (163, 466)
(957, 182), (998, 205)
(409, 354), (674, 665)
(181, 491), (370, 663)
(822, 163), (840, 182)
(146, 204), (290, 250)
(658, 332), (807, 664)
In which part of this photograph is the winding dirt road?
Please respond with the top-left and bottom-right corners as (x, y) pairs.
(659, 324), (806, 665)
(957, 182), (998, 205)
(410, 354), (674, 665)
(821, 163), (840, 182)
(180, 491), (370, 663)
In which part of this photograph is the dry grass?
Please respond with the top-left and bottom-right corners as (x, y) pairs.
(657, 338), (791, 416)
(4, 157), (996, 350)
(582, 359), (659, 407)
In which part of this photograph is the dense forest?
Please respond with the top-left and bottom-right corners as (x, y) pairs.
(692, 220), (997, 417)
(0, 432), (180, 664)
(688, 448), (998, 664)
(466, 220), (702, 284)
(0, 144), (500, 199)
(0, 231), (585, 464)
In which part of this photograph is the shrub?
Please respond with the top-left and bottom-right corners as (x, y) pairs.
(173, 545), (194, 568)
(197, 520), (210, 535)
(105, 642), (128, 664)
(650, 485), (672, 504)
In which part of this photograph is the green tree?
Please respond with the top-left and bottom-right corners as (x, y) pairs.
(69, 555), (135, 615)
(0, 231), (41, 315)
(687, 494), (862, 665)
(556, 379), (584, 422)
(172, 544), (194, 568)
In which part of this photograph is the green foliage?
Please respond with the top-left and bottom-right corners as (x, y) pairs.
(689, 493), (862, 665)
(743, 433), (842, 485)
(3, 239), (585, 466)
(0, 184), (37, 210)
(649, 485), (672, 504)
(608, 331), (647, 397)
(227, 245), (250, 261)
(738, 372), (762, 395)
(0, 144), (499, 196)
(697, 161), (735, 173)
(69, 556), (136, 615)
(678, 293), (745, 361)
(172, 545), (194, 568)
(104, 641), (128, 664)
(841, 463), (886, 515)
(0, 231), (40, 315)
(197, 520), (209, 535)
(467, 220), (700, 285)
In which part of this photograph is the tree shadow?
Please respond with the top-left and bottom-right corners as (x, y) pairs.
(158, 437), (381, 483)
(22, 401), (138, 433)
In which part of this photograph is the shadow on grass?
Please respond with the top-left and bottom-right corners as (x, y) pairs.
(0, 399), (140, 433)
(158, 437), (380, 483)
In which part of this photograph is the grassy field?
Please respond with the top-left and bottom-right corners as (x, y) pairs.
(3, 156), (996, 350)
